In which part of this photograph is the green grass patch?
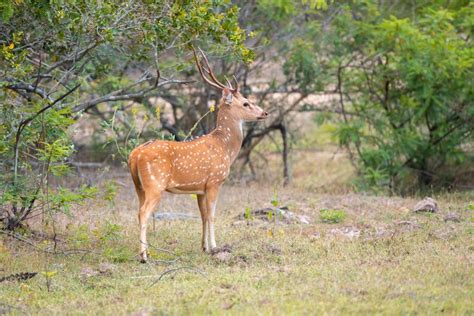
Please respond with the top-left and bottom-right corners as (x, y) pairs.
(320, 209), (347, 223)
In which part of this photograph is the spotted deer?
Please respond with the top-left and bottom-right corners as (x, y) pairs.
(128, 48), (268, 262)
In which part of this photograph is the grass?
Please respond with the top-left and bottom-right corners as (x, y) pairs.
(319, 209), (347, 223)
(1, 148), (473, 315)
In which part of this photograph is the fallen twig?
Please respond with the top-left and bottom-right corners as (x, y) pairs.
(0, 230), (100, 257)
(148, 266), (207, 287)
(0, 272), (37, 283)
(148, 257), (180, 265)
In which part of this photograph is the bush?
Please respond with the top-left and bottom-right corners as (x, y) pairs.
(320, 209), (347, 223)
(286, 2), (474, 194)
(0, 0), (249, 230)
(337, 4), (474, 193)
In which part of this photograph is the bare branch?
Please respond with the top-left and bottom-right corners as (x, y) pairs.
(71, 78), (194, 114)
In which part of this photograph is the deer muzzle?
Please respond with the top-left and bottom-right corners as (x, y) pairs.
(258, 111), (269, 120)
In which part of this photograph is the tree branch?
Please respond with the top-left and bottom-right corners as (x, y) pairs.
(72, 78), (194, 114)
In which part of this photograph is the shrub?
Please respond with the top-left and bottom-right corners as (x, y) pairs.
(286, 2), (474, 193)
(320, 209), (347, 223)
(0, 0), (250, 230)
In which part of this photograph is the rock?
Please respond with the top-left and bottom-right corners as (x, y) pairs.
(231, 220), (247, 226)
(264, 244), (282, 255)
(237, 206), (311, 224)
(274, 265), (291, 274)
(211, 244), (232, 255)
(98, 263), (115, 275)
(130, 309), (152, 316)
(80, 267), (98, 281)
(413, 197), (439, 213)
(395, 220), (421, 231)
(211, 244), (232, 263)
(297, 214), (311, 224)
(221, 302), (235, 310)
(213, 251), (232, 263)
(328, 226), (360, 240)
(397, 206), (410, 214)
(443, 213), (461, 223)
(0, 303), (13, 314)
(155, 212), (199, 220)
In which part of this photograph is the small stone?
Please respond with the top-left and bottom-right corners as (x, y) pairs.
(98, 263), (115, 275)
(329, 226), (360, 239)
(232, 220), (246, 226)
(80, 267), (98, 280)
(130, 309), (152, 316)
(398, 206), (410, 214)
(211, 244), (232, 263)
(274, 265), (291, 273)
(413, 197), (439, 213)
(395, 220), (421, 232)
(211, 244), (232, 255)
(221, 302), (235, 310)
(297, 214), (311, 224)
(213, 251), (231, 263)
(443, 213), (461, 223)
(237, 206), (311, 224)
(265, 244), (282, 255)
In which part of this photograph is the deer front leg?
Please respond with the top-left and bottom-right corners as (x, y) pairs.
(197, 194), (209, 252)
(205, 186), (220, 251)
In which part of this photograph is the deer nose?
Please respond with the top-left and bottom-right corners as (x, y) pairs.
(262, 111), (268, 117)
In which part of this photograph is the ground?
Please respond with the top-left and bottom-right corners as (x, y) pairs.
(1, 150), (473, 315)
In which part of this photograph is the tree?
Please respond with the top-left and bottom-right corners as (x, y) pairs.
(0, 0), (250, 230)
(293, 1), (474, 193)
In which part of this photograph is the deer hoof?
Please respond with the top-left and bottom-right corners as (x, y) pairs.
(140, 252), (148, 263)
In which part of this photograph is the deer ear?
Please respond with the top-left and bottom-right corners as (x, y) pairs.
(223, 88), (233, 105)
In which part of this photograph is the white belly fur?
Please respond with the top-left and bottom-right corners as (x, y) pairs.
(166, 188), (205, 195)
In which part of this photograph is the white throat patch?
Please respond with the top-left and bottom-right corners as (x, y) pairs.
(225, 93), (233, 105)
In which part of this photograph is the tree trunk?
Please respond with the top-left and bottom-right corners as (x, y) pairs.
(279, 123), (291, 186)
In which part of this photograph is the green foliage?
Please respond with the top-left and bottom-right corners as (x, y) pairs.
(291, 1), (474, 193)
(94, 222), (133, 263)
(319, 209), (347, 223)
(284, 39), (324, 94)
(302, 0), (329, 10)
(93, 221), (123, 244)
(67, 221), (133, 262)
(103, 180), (118, 207)
(244, 206), (253, 220)
(67, 224), (92, 248)
(271, 192), (280, 207)
(0, 1), (251, 230)
(102, 245), (134, 263)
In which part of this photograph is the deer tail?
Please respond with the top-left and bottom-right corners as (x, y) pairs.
(128, 150), (142, 191)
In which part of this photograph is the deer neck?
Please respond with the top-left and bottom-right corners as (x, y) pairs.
(211, 106), (243, 163)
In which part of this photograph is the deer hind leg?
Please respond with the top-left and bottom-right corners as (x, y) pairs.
(138, 192), (161, 263)
(197, 194), (209, 252)
(205, 186), (220, 251)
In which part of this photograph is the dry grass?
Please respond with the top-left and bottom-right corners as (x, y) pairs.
(1, 150), (473, 315)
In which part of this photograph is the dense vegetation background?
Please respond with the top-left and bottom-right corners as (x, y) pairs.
(2, 0), (472, 230)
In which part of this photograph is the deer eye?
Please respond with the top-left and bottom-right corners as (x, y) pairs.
(243, 102), (250, 107)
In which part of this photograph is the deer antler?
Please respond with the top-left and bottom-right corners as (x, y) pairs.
(224, 76), (234, 90)
(192, 46), (238, 92)
(232, 75), (239, 91)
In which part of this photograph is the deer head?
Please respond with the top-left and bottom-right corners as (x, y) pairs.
(193, 47), (268, 122)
